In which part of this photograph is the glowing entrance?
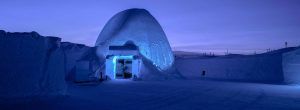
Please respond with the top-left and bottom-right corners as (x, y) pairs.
(104, 42), (141, 80)
(112, 56), (134, 79)
(105, 55), (140, 80)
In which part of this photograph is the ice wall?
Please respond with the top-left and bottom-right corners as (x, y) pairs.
(95, 8), (175, 73)
(176, 47), (300, 83)
(283, 47), (300, 84)
(0, 30), (66, 98)
(176, 53), (286, 83)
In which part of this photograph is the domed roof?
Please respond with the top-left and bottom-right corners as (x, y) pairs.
(95, 8), (174, 71)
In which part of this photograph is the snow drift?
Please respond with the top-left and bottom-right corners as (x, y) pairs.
(0, 30), (66, 98)
(283, 47), (300, 84)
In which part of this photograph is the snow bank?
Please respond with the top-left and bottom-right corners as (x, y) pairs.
(0, 30), (66, 98)
(139, 57), (182, 80)
(176, 48), (298, 83)
(176, 54), (283, 83)
(283, 47), (300, 84)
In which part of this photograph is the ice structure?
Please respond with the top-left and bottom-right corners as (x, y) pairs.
(95, 8), (179, 79)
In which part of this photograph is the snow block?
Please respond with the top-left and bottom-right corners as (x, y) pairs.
(0, 31), (66, 98)
(283, 47), (300, 84)
(95, 8), (179, 79)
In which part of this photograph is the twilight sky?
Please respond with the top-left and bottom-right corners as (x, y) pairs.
(1, 0), (300, 54)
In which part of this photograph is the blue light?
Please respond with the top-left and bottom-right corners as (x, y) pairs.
(112, 55), (134, 79)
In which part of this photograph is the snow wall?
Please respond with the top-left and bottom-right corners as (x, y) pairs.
(283, 47), (300, 84)
(0, 30), (66, 98)
(60, 42), (94, 81)
(176, 54), (284, 83)
(95, 8), (180, 79)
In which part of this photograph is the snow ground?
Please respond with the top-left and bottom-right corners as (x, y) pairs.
(1, 79), (300, 110)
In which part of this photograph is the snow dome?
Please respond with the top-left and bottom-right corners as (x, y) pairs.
(95, 8), (178, 80)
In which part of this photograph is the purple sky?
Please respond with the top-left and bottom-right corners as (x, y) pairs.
(1, 0), (300, 54)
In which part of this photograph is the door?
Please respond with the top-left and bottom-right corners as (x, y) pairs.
(115, 59), (133, 79)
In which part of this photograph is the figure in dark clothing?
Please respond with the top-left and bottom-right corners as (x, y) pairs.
(100, 72), (103, 81)
(202, 70), (206, 76)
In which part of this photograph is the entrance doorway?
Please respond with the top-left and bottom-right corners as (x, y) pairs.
(116, 59), (133, 79)
(113, 56), (134, 79)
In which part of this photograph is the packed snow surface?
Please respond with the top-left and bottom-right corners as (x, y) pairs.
(1, 79), (300, 110)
